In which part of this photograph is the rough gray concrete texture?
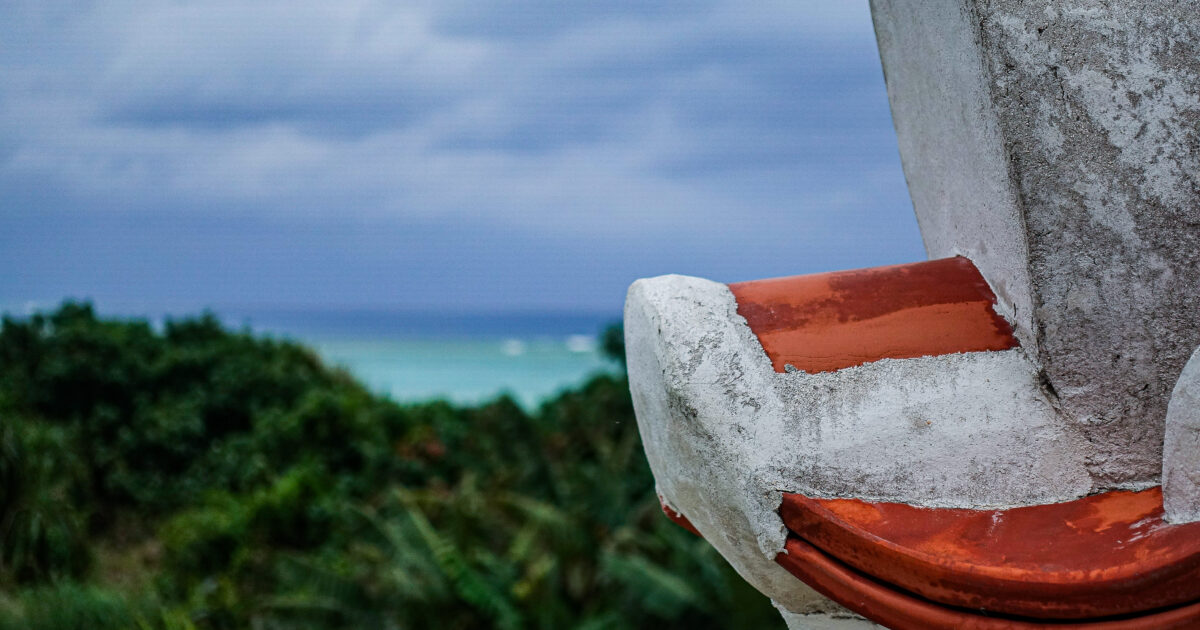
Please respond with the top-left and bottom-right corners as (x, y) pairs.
(625, 275), (1091, 614)
(1164, 345), (1200, 523)
(872, 0), (1200, 491)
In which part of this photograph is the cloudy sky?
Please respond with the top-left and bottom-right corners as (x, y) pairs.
(1, 1), (924, 315)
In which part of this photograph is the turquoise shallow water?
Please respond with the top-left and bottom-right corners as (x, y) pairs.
(311, 336), (617, 408)
(223, 309), (623, 408)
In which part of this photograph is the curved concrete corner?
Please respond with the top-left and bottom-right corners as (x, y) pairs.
(625, 274), (832, 615)
(1164, 346), (1200, 523)
(625, 274), (1091, 614)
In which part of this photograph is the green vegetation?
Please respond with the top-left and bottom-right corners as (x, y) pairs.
(0, 302), (777, 629)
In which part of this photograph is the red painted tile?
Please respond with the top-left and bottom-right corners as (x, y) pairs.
(728, 256), (1017, 373)
(780, 487), (1200, 619)
(775, 535), (1200, 630)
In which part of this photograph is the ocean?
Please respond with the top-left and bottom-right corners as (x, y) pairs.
(223, 308), (624, 409)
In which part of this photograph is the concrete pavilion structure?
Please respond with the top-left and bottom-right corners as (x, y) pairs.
(624, 1), (1200, 628)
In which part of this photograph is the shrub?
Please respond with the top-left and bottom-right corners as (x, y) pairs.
(0, 419), (91, 585)
(0, 303), (780, 629)
(0, 582), (195, 630)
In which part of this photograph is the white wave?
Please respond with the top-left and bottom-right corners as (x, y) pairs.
(501, 338), (526, 356)
(565, 334), (596, 353)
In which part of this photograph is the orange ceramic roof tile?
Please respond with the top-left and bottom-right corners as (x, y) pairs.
(728, 256), (1017, 373)
(780, 486), (1200, 621)
(774, 535), (1200, 630)
(662, 494), (1200, 628)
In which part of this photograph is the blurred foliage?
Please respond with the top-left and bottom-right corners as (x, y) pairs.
(0, 302), (778, 629)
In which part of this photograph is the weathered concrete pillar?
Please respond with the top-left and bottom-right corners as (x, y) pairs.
(871, 0), (1200, 490)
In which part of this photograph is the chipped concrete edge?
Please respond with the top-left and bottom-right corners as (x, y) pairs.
(776, 603), (883, 630)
